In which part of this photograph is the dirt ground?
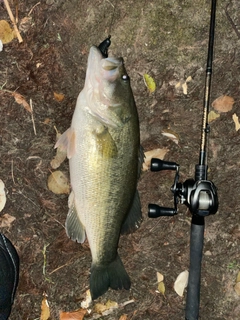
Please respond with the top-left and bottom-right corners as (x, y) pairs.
(0, 0), (240, 319)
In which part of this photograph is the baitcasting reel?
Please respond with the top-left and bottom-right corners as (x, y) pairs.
(148, 159), (218, 219)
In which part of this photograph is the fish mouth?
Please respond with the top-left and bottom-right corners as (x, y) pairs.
(84, 46), (125, 128)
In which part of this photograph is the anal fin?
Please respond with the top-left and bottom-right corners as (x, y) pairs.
(65, 192), (86, 243)
(121, 190), (142, 234)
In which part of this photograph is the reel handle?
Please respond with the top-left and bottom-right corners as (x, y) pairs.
(151, 158), (178, 172)
(148, 204), (177, 218)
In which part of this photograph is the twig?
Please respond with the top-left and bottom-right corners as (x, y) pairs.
(3, 0), (23, 43)
(28, 1), (41, 16)
(225, 2), (240, 40)
(30, 99), (37, 135)
(11, 159), (16, 185)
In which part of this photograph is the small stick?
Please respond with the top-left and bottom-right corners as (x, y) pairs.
(29, 98), (37, 135)
(3, 0), (23, 43)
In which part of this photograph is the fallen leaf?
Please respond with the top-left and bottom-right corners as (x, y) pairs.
(143, 74), (156, 93)
(54, 92), (65, 102)
(0, 213), (16, 228)
(174, 270), (189, 297)
(162, 130), (179, 144)
(208, 110), (220, 123)
(119, 314), (128, 320)
(0, 20), (15, 44)
(12, 92), (32, 113)
(47, 171), (70, 194)
(142, 148), (169, 171)
(0, 179), (6, 212)
(234, 282), (240, 296)
(232, 113), (240, 132)
(156, 271), (164, 283)
(212, 95), (234, 113)
(236, 271), (240, 283)
(158, 281), (165, 295)
(59, 308), (87, 320)
(40, 295), (50, 320)
(80, 289), (92, 309)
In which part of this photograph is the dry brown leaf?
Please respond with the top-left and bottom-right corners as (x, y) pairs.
(94, 300), (118, 314)
(40, 295), (50, 320)
(47, 171), (70, 194)
(12, 92), (32, 113)
(0, 179), (6, 212)
(119, 315), (128, 320)
(142, 148), (169, 171)
(212, 95), (234, 113)
(0, 20), (15, 44)
(59, 308), (87, 320)
(0, 213), (16, 228)
(208, 110), (220, 123)
(80, 289), (92, 309)
(157, 271), (164, 283)
(162, 129), (179, 144)
(232, 113), (240, 132)
(174, 270), (189, 297)
(54, 92), (65, 102)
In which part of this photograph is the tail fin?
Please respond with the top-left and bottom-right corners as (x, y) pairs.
(90, 254), (131, 300)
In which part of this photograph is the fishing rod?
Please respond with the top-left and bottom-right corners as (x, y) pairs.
(148, 0), (218, 319)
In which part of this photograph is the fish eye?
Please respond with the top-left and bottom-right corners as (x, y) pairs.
(122, 74), (129, 82)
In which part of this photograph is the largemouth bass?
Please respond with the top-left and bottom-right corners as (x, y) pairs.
(56, 39), (143, 299)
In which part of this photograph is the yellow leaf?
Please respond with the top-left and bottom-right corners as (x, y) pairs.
(40, 295), (50, 320)
(142, 148), (169, 171)
(208, 110), (220, 123)
(47, 171), (70, 194)
(158, 281), (165, 295)
(12, 92), (32, 113)
(143, 74), (156, 93)
(59, 308), (87, 320)
(54, 92), (65, 102)
(232, 113), (240, 132)
(212, 95), (234, 113)
(0, 20), (15, 44)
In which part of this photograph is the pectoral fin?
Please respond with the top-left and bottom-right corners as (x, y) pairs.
(55, 127), (76, 159)
(65, 192), (86, 243)
(121, 190), (142, 234)
(93, 125), (118, 158)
